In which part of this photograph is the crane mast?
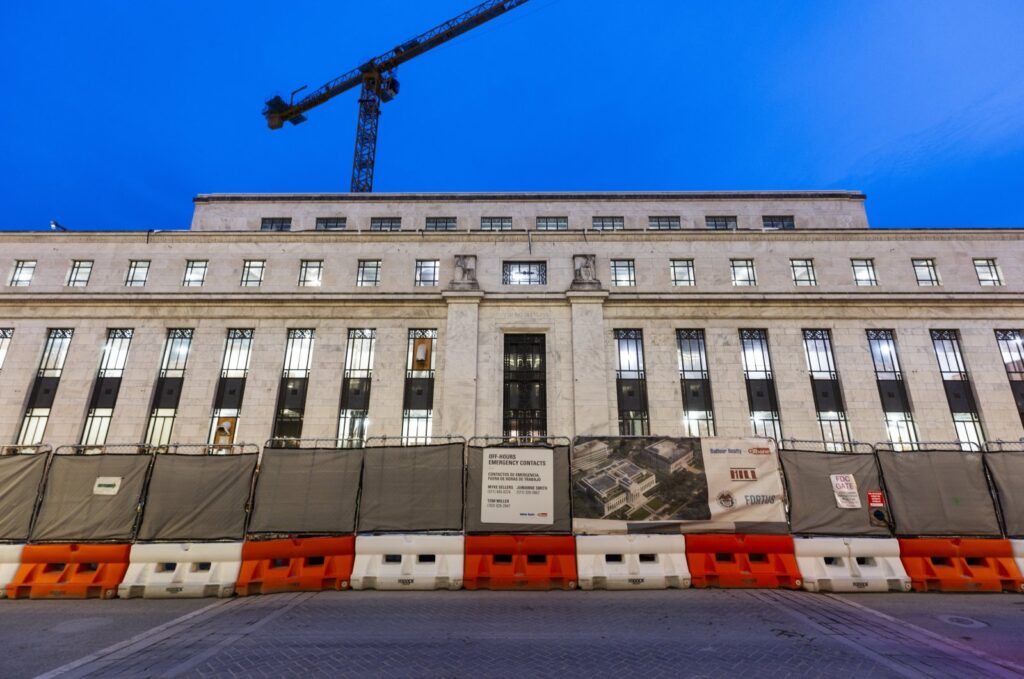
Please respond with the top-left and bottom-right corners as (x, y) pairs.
(263, 0), (530, 192)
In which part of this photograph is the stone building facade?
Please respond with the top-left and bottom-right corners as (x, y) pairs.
(0, 191), (1021, 451)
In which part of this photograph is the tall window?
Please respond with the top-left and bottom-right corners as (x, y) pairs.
(610, 259), (636, 287)
(912, 259), (940, 286)
(730, 259), (757, 286)
(503, 261), (546, 285)
(762, 215), (795, 230)
(973, 258), (1003, 286)
(66, 260), (93, 287)
(241, 260), (265, 287)
(705, 216), (737, 230)
(272, 329), (315, 441)
(357, 260), (381, 287)
(802, 329), (852, 449)
(931, 329), (985, 450)
(425, 217), (456, 231)
(402, 329), (437, 444)
(415, 259), (439, 287)
(670, 259), (695, 287)
(80, 328), (134, 447)
(866, 329), (919, 450)
(480, 216), (512, 231)
(851, 259), (877, 286)
(370, 217), (401, 231)
(17, 328), (74, 445)
(995, 329), (1024, 427)
(614, 329), (649, 435)
(145, 328), (193, 446)
(592, 216), (624, 231)
(316, 217), (347, 230)
(648, 216), (680, 230)
(299, 260), (324, 287)
(183, 260), (208, 287)
(339, 329), (375, 447)
(9, 260), (36, 287)
(740, 329), (782, 441)
(503, 334), (547, 438)
(0, 328), (11, 370)
(677, 329), (715, 436)
(125, 260), (150, 287)
(261, 217), (291, 231)
(790, 259), (817, 286)
(536, 216), (567, 231)
(208, 329), (254, 445)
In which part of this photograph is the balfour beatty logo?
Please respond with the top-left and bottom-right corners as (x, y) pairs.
(730, 468), (757, 481)
(709, 447), (742, 455)
(747, 447), (771, 455)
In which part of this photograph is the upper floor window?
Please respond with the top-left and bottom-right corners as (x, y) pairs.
(762, 215), (795, 230)
(66, 260), (93, 287)
(9, 260), (36, 287)
(670, 259), (695, 287)
(241, 259), (265, 287)
(610, 259), (636, 287)
(730, 259), (757, 286)
(502, 261), (547, 285)
(183, 260), (208, 287)
(221, 328), (254, 378)
(315, 217), (346, 231)
(706, 215), (737, 230)
(370, 217), (401, 232)
(260, 217), (291, 232)
(790, 259), (817, 286)
(125, 260), (150, 287)
(415, 259), (440, 287)
(536, 216), (567, 231)
(299, 259), (324, 287)
(357, 260), (381, 287)
(592, 216), (624, 231)
(425, 217), (456, 231)
(648, 216), (680, 230)
(912, 258), (940, 286)
(851, 258), (877, 286)
(974, 258), (1003, 286)
(480, 216), (512, 231)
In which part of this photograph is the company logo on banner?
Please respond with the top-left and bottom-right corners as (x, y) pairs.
(480, 447), (554, 525)
(704, 438), (785, 525)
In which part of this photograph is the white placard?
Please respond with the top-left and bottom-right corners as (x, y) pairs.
(480, 447), (554, 525)
(702, 438), (787, 525)
(93, 476), (122, 496)
(830, 473), (861, 509)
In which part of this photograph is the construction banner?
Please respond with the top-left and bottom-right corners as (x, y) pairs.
(982, 451), (1024, 538)
(464, 445), (572, 534)
(0, 453), (48, 541)
(571, 437), (787, 535)
(357, 443), (464, 533)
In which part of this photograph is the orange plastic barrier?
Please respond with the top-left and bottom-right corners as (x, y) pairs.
(464, 535), (577, 590)
(898, 538), (1024, 593)
(686, 534), (802, 589)
(5, 544), (130, 599)
(236, 537), (356, 596)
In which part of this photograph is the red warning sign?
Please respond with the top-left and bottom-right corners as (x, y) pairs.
(867, 491), (885, 508)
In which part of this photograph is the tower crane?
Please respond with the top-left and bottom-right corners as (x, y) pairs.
(263, 0), (530, 193)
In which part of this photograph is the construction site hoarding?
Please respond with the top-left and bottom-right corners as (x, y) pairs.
(0, 453), (48, 541)
(357, 443), (463, 533)
(464, 445), (572, 534)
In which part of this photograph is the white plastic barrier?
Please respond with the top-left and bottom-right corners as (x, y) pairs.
(576, 534), (690, 590)
(0, 544), (24, 597)
(118, 543), (243, 599)
(795, 537), (911, 593)
(1013, 541), (1024, 580)
(351, 534), (463, 590)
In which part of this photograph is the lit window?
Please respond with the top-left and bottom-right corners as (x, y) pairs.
(338, 329), (375, 447)
(974, 258), (1003, 286)
(183, 260), (208, 287)
(315, 217), (346, 230)
(536, 216), (567, 231)
(502, 261), (547, 285)
(790, 259), (817, 287)
(146, 328), (194, 446)
(676, 329), (715, 436)
(912, 259), (940, 286)
(66, 260), (93, 287)
(415, 260), (439, 287)
(260, 217), (291, 232)
(298, 259), (323, 287)
(706, 216), (737, 230)
(730, 259), (757, 286)
(614, 329), (649, 435)
(241, 260), (265, 287)
(425, 217), (456, 231)
(281, 328), (315, 378)
(739, 329), (782, 441)
(648, 216), (680, 230)
(370, 217), (401, 232)
(762, 215), (795, 230)
(357, 260), (381, 287)
(851, 259), (877, 286)
(81, 328), (134, 447)
(9, 260), (36, 287)
(610, 259), (636, 287)
(670, 259), (695, 287)
(480, 217), (513, 231)
(592, 216), (624, 231)
(125, 260), (150, 287)
(867, 329), (920, 451)
(16, 328), (74, 445)
(221, 328), (254, 378)
(0, 328), (12, 370)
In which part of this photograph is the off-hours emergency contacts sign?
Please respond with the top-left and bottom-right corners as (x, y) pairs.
(480, 447), (554, 525)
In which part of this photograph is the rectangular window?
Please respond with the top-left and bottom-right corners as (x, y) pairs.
(740, 329), (782, 441)
(851, 258), (877, 286)
(315, 217), (347, 230)
(425, 217), (456, 231)
(9, 260), (36, 287)
(730, 259), (757, 286)
(677, 329), (715, 436)
(125, 260), (150, 287)
(790, 259), (817, 287)
(221, 328), (254, 378)
(706, 216), (737, 230)
(536, 216), (568, 231)
(670, 259), (695, 287)
(298, 260), (324, 287)
(208, 329), (254, 445)
(802, 329), (852, 449)
(592, 216), (624, 231)
(610, 259), (636, 287)
(183, 260), (208, 287)
(80, 328), (134, 447)
(17, 329), (74, 445)
(995, 329), (1024, 428)
(272, 329), (315, 441)
(503, 334), (547, 438)
(931, 329), (985, 450)
(402, 329), (437, 444)
(414, 259), (439, 287)
(356, 260), (381, 287)
(241, 260), (265, 287)
(866, 329), (919, 450)
(648, 216), (681, 230)
(66, 260), (93, 287)
(370, 217), (402, 231)
(338, 329), (375, 447)
(0, 328), (11, 370)
(260, 217), (291, 232)
(974, 258), (1003, 286)
(502, 261), (547, 285)
(762, 215), (795, 230)
(912, 258), (940, 286)
(614, 329), (650, 435)
(145, 328), (193, 446)
(480, 216), (512, 231)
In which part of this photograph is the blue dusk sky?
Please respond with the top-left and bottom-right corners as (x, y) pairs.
(1, 0), (1022, 231)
